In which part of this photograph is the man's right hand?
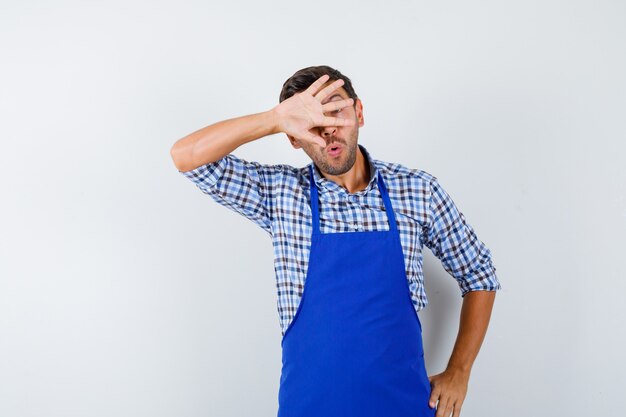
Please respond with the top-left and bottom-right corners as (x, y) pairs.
(271, 74), (355, 148)
(171, 74), (355, 172)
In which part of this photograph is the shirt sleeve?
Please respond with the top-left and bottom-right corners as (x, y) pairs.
(179, 154), (278, 235)
(422, 176), (502, 297)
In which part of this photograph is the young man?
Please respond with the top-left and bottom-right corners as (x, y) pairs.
(170, 65), (501, 417)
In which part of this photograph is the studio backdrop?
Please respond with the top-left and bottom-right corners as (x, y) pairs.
(1, 1), (624, 416)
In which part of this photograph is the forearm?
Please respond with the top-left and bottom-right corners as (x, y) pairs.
(446, 290), (496, 375)
(170, 109), (279, 172)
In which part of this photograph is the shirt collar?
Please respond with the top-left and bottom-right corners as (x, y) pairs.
(309, 144), (378, 193)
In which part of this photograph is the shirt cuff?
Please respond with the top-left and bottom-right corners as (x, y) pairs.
(458, 260), (502, 297)
(178, 156), (229, 189)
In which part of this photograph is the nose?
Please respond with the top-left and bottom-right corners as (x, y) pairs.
(320, 125), (337, 138)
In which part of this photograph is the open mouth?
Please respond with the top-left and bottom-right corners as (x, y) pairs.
(327, 145), (342, 157)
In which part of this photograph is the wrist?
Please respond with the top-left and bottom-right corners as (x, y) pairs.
(446, 363), (472, 377)
(267, 107), (282, 135)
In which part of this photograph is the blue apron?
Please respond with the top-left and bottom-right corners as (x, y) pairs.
(277, 164), (435, 417)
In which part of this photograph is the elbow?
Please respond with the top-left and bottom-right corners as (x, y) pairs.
(170, 145), (182, 171)
(170, 140), (191, 172)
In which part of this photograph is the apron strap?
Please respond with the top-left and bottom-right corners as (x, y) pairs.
(308, 164), (398, 235)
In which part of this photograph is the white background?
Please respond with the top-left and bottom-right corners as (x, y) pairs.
(1, 1), (625, 416)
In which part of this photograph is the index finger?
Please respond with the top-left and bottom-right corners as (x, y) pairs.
(303, 74), (330, 96)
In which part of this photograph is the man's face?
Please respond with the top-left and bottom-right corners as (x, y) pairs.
(292, 84), (364, 176)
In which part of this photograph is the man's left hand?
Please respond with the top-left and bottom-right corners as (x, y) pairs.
(428, 368), (470, 417)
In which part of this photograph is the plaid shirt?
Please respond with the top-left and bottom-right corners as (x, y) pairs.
(179, 144), (501, 336)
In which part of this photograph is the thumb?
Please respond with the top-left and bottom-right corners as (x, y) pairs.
(306, 133), (326, 148)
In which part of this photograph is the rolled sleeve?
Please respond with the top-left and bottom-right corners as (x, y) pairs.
(179, 154), (275, 235)
(423, 176), (502, 297)
(180, 156), (229, 189)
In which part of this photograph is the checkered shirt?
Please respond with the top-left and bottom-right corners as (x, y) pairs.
(179, 144), (502, 336)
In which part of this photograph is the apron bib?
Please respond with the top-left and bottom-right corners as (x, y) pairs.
(277, 164), (435, 417)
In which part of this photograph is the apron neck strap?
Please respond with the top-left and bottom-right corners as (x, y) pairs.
(308, 164), (398, 235)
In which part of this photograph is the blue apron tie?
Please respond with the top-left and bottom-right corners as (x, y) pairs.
(277, 164), (435, 417)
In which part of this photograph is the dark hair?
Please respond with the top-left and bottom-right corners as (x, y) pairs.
(279, 65), (358, 104)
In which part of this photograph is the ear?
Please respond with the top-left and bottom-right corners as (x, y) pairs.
(287, 134), (302, 149)
(355, 98), (365, 128)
